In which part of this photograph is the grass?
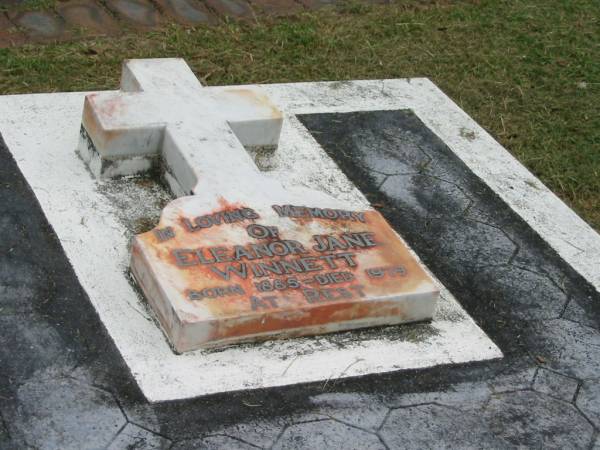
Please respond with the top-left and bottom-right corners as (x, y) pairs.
(0, 0), (598, 229)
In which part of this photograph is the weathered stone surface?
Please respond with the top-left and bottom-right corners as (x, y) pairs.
(108, 423), (171, 450)
(563, 297), (600, 329)
(0, 414), (9, 448)
(309, 393), (389, 431)
(484, 391), (593, 449)
(155, 0), (216, 25)
(489, 360), (537, 393)
(8, 10), (68, 40)
(532, 368), (579, 402)
(380, 404), (504, 449)
(0, 316), (74, 382)
(0, 257), (43, 314)
(273, 419), (384, 450)
(216, 418), (288, 448)
(9, 371), (126, 450)
(473, 265), (568, 320)
(381, 174), (473, 218)
(527, 319), (600, 380)
(388, 381), (492, 412)
(205, 0), (254, 18)
(79, 59), (438, 352)
(576, 380), (600, 428)
(58, 0), (120, 35)
(105, 0), (162, 27)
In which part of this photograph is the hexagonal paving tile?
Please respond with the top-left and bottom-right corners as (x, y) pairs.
(576, 379), (600, 428)
(533, 368), (579, 402)
(527, 319), (600, 380)
(273, 419), (384, 450)
(484, 391), (593, 449)
(308, 392), (390, 431)
(380, 404), (504, 449)
(563, 298), (600, 330)
(472, 265), (568, 320)
(216, 417), (288, 448)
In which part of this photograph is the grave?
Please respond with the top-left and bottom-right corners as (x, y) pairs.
(0, 58), (506, 401)
(77, 59), (439, 352)
(2, 57), (600, 448)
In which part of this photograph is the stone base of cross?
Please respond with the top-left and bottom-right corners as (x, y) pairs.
(78, 58), (439, 352)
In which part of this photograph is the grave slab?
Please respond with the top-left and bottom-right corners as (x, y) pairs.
(78, 59), (438, 351)
(17, 59), (599, 400)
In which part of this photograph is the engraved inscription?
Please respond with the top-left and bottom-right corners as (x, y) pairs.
(272, 204), (366, 222)
(181, 207), (259, 232)
(131, 199), (439, 351)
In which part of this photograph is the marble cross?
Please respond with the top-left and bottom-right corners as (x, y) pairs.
(78, 58), (282, 197)
(78, 58), (439, 352)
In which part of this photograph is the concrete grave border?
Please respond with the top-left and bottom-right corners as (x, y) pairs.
(3, 76), (595, 402)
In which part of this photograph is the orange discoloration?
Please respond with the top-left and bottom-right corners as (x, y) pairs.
(82, 94), (137, 150)
(131, 200), (439, 352)
(221, 88), (283, 120)
(214, 299), (406, 341)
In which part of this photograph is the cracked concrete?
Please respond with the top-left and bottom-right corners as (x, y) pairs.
(1, 108), (600, 448)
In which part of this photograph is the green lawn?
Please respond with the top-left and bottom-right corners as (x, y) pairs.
(1, 0), (598, 229)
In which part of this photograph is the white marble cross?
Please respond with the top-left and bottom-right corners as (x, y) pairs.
(79, 58), (283, 197)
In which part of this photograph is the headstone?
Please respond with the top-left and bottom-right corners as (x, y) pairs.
(78, 59), (439, 352)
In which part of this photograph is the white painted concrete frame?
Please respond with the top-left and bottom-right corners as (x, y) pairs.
(6, 70), (597, 401)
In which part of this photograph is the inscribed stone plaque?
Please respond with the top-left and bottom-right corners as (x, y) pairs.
(131, 198), (439, 352)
